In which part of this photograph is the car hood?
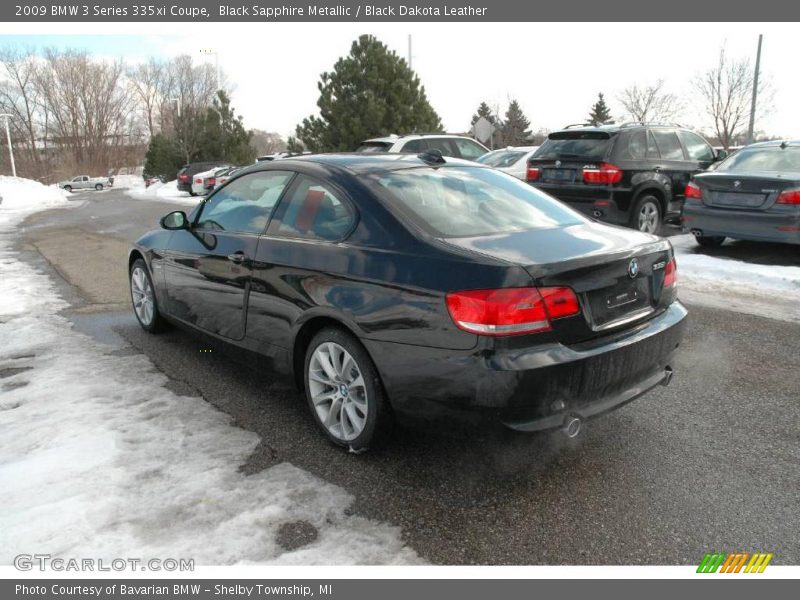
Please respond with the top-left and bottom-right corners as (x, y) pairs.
(438, 222), (670, 279)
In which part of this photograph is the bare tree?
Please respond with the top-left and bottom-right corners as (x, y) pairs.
(168, 55), (218, 162)
(695, 46), (770, 150)
(251, 130), (286, 155)
(0, 47), (44, 175)
(619, 79), (683, 123)
(128, 58), (166, 137)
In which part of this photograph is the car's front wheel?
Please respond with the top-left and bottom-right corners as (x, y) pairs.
(304, 327), (391, 451)
(63, 185), (72, 193)
(129, 259), (166, 333)
(695, 235), (726, 247)
(631, 195), (662, 234)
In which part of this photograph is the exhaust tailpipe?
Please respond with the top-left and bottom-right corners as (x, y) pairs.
(661, 366), (674, 387)
(691, 229), (703, 237)
(592, 210), (603, 218)
(562, 415), (582, 438)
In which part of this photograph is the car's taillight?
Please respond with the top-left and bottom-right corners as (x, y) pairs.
(582, 163), (623, 185)
(445, 287), (580, 336)
(776, 188), (800, 204)
(685, 182), (703, 201)
(526, 166), (540, 182)
(663, 258), (677, 289)
(195, 178), (202, 184)
(207, 177), (216, 185)
(179, 174), (188, 181)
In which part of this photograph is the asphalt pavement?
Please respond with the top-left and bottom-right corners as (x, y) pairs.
(17, 188), (800, 565)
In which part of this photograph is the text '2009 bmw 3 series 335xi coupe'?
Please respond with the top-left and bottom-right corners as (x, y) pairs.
(128, 151), (687, 451)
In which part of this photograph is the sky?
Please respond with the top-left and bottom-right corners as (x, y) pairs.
(2, 22), (799, 141)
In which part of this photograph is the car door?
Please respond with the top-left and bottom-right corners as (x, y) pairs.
(247, 174), (357, 349)
(650, 128), (692, 207)
(162, 170), (294, 340)
(452, 137), (488, 161)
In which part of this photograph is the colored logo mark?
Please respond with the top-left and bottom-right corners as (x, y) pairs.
(697, 552), (773, 573)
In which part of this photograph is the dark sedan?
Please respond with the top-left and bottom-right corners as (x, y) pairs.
(683, 140), (800, 246)
(128, 152), (687, 451)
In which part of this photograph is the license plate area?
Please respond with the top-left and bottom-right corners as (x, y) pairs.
(584, 278), (653, 330)
(709, 192), (767, 208)
(542, 168), (577, 183)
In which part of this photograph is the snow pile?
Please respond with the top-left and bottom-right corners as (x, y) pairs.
(110, 174), (145, 190)
(0, 176), (71, 226)
(672, 234), (800, 322)
(125, 179), (200, 206)
(0, 188), (419, 565)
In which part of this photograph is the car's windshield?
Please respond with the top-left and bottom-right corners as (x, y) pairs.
(534, 132), (613, 161)
(476, 151), (526, 168)
(368, 166), (585, 238)
(715, 146), (800, 173)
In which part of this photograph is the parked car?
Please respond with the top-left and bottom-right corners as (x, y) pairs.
(477, 146), (540, 179)
(527, 123), (720, 233)
(177, 161), (223, 195)
(128, 152), (686, 451)
(58, 175), (113, 192)
(213, 167), (243, 189)
(355, 134), (489, 161)
(683, 140), (800, 247)
(190, 165), (232, 196)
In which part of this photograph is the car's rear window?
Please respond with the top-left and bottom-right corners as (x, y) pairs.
(355, 142), (393, 153)
(715, 146), (800, 173)
(534, 132), (613, 161)
(367, 166), (585, 238)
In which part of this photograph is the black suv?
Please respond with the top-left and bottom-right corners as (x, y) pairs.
(527, 123), (720, 233)
(177, 161), (224, 195)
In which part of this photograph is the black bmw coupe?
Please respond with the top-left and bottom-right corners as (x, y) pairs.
(129, 152), (687, 450)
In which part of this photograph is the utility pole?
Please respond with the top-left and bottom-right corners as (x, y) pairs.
(0, 113), (16, 177)
(408, 34), (412, 70)
(746, 34), (763, 145)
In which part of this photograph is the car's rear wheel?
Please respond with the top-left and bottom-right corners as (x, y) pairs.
(695, 235), (726, 247)
(95, 183), (103, 191)
(129, 259), (166, 333)
(631, 195), (662, 234)
(304, 327), (391, 451)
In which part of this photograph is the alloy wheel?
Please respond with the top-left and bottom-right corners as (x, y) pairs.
(308, 342), (368, 442)
(130, 266), (155, 326)
(637, 201), (660, 234)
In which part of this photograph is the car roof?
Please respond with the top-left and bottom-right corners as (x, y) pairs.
(744, 140), (800, 149)
(362, 134), (483, 144)
(242, 152), (486, 175)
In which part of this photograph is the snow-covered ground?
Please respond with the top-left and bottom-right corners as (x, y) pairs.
(672, 234), (800, 323)
(124, 179), (201, 206)
(0, 176), (419, 566)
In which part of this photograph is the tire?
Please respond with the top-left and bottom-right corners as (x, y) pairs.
(303, 327), (392, 451)
(189, 191), (197, 197)
(695, 235), (726, 248)
(95, 183), (103, 191)
(630, 194), (662, 234)
(63, 185), (72, 193)
(129, 258), (166, 333)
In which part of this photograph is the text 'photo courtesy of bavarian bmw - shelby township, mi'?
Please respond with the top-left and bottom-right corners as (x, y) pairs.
(0, 6), (798, 585)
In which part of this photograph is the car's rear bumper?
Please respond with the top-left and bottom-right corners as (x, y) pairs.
(177, 181), (192, 193)
(364, 301), (688, 432)
(683, 204), (800, 244)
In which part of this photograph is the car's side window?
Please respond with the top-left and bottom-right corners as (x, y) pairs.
(402, 139), (428, 153)
(195, 171), (293, 234)
(651, 129), (686, 160)
(272, 175), (355, 241)
(678, 130), (715, 162)
(454, 138), (486, 160)
(427, 138), (457, 157)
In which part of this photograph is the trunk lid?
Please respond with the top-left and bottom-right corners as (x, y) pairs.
(442, 222), (674, 339)
(694, 171), (800, 211)
(529, 130), (616, 184)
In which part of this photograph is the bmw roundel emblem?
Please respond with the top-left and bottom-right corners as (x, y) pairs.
(733, 180), (741, 188)
(628, 258), (639, 279)
(555, 160), (562, 168)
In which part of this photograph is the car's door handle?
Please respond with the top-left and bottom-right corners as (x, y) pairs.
(227, 252), (246, 264)
(654, 166), (663, 171)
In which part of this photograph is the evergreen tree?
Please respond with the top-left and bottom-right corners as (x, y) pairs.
(587, 93), (614, 126)
(286, 136), (304, 154)
(470, 102), (499, 126)
(143, 133), (183, 181)
(200, 90), (256, 164)
(500, 99), (532, 146)
(295, 35), (442, 152)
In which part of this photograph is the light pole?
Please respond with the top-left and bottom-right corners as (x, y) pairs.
(0, 113), (16, 177)
(746, 34), (763, 145)
(199, 48), (221, 92)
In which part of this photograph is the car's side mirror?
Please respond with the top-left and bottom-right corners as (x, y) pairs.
(160, 210), (189, 230)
